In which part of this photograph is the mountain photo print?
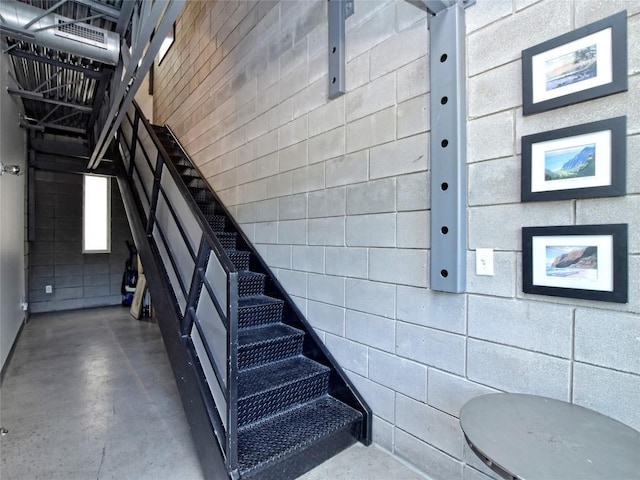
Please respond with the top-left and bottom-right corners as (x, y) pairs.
(521, 117), (626, 202)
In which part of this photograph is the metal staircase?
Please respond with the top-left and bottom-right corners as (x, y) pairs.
(116, 101), (371, 479)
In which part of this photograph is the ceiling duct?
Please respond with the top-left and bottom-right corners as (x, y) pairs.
(0, 0), (119, 65)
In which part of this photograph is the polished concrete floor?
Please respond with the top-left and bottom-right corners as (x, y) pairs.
(0, 306), (424, 480)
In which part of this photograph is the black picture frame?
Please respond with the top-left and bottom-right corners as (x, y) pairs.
(521, 116), (626, 202)
(522, 224), (628, 303)
(522, 10), (627, 115)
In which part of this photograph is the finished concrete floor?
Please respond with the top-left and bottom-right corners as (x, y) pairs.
(0, 306), (425, 480)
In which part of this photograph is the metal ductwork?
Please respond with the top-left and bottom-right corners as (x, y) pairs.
(0, 0), (119, 65)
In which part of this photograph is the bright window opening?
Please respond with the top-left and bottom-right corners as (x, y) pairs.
(83, 175), (111, 253)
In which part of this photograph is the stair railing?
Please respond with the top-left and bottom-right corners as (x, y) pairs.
(118, 101), (240, 474)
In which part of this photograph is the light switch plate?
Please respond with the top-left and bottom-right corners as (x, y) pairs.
(476, 248), (494, 276)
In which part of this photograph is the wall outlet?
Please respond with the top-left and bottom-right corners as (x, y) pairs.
(476, 248), (494, 276)
(45, 285), (53, 294)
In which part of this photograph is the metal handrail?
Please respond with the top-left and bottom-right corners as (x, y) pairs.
(118, 101), (240, 472)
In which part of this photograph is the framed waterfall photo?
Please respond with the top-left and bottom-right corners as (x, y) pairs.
(522, 10), (627, 115)
(522, 224), (628, 303)
(521, 116), (626, 202)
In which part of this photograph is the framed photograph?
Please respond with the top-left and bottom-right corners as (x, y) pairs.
(521, 116), (626, 202)
(522, 224), (628, 303)
(522, 10), (627, 115)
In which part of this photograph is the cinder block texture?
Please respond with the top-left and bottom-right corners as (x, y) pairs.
(466, 251), (516, 298)
(468, 296), (573, 358)
(395, 429), (463, 480)
(369, 248), (428, 287)
(396, 394), (464, 459)
(29, 174), (132, 313)
(346, 213), (396, 247)
(348, 373), (395, 423)
(396, 322), (465, 375)
(152, 1), (640, 478)
(324, 333), (368, 377)
(573, 363), (640, 432)
(467, 111), (514, 163)
(345, 310), (395, 353)
(427, 369), (498, 417)
(467, 339), (570, 401)
(575, 309), (640, 374)
(396, 287), (466, 334)
(346, 278), (395, 319)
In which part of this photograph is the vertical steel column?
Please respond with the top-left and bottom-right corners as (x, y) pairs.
(429, 2), (467, 292)
(327, 0), (353, 99)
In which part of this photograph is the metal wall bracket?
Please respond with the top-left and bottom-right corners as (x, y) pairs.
(427, 0), (470, 293)
(327, 0), (354, 99)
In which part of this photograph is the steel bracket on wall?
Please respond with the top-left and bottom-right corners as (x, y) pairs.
(327, 0), (354, 99)
(418, 0), (473, 293)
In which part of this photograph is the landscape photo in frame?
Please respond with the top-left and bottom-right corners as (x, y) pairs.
(522, 10), (627, 115)
(521, 116), (626, 202)
(522, 224), (628, 303)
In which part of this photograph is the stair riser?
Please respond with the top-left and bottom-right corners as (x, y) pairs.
(216, 233), (237, 250)
(228, 251), (250, 271)
(239, 336), (303, 370)
(191, 189), (214, 203)
(238, 303), (283, 328)
(239, 276), (265, 297)
(178, 167), (198, 178)
(187, 178), (207, 189)
(205, 215), (225, 230)
(238, 373), (329, 427)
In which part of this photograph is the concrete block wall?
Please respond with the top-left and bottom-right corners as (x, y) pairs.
(29, 170), (133, 313)
(154, 1), (640, 478)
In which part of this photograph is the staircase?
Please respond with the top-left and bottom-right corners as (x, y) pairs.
(143, 123), (370, 479)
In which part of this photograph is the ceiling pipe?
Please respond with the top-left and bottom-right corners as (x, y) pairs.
(0, 0), (119, 65)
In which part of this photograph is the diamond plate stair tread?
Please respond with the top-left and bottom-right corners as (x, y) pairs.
(239, 323), (303, 347)
(239, 271), (265, 281)
(237, 396), (363, 475)
(239, 295), (283, 309)
(239, 356), (329, 398)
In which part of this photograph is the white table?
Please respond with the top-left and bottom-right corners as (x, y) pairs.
(459, 393), (640, 480)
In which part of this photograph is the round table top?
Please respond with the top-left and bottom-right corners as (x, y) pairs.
(459, 393), (640, 480)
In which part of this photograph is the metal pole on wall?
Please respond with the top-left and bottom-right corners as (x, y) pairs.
(422, 0), (473, 293)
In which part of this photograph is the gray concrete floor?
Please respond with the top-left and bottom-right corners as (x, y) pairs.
(0, 306), (424, 480)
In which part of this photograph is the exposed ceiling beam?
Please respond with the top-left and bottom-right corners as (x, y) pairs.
(89, 0), (185, 168)
(7, 49), (102, 79)
(22, 0), (68, 29)
(21, 120), (86, 135)
(115, 0), (135, 36)
(72, 0), (121, 22)
(30, 137), (90, 158)
(8, 87), (93, 112)
(31, 156), (115, 176)
(0, 24), (35, 42)
(87, 68), (111, 132)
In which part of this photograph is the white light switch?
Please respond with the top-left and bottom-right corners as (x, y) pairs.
(476, 248), (494, 276)
(45, 285), (53, 294)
